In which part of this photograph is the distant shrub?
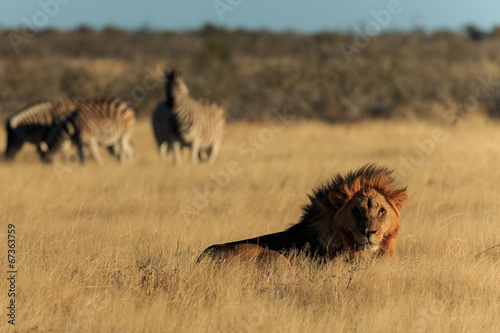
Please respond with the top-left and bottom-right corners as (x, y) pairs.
(491, 26), (500, 38)
(60, 67), (95, 99)
(465, 25), (488, 41)
(75, 25), (95, 34)
(194, 38), (233, 69)
(485, 94), (500, 119)
(1, 26), (500, 122)
(199, 23), (228, 36)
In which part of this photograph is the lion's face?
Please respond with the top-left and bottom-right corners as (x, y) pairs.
(330, 187), (406, 255)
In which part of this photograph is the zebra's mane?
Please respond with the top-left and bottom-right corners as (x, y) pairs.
(165, 70), (190, 108)
(166, 72), (175, 109)
(9, 101), (54, 128)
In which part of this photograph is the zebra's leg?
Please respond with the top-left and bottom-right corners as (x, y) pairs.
(115, 141), (124, 164)
(60, 140), (77, 163)
(198, 149), (208, 162)
(119, 134), (134, 164)
(207, 141), (221, 165)
(190, 139), (200, 165)
(106, 145), (116, 157)
(204, 146), (214, 162)
(88, 139), (104, 165)
(107, 142), (122, 159)
(159, 142), (169, 162)
(76, 140), (85, 164)
(127, 141), (135, 163)
(172, 141), (182, 166)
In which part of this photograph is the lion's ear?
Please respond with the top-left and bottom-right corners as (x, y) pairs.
(392, 190), (408, 209)
(328, 191), (345, 209)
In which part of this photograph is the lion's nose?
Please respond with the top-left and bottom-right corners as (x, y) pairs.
(365, 230), (377, 238)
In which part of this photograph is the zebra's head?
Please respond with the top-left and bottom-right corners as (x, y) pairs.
(166, 70), (189, 98)
(38, 109), (82, 163)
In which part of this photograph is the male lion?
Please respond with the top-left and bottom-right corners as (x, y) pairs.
(199, 165), (408, 265)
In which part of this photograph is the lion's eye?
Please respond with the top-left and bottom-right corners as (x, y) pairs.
(379, 208), (386, 215)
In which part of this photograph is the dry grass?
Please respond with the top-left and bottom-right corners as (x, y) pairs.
(1, 118), (499, 332)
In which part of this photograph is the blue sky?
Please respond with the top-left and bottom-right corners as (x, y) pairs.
(0, 0), (499, 33)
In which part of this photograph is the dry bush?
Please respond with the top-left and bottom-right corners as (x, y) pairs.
(1, 26), (500, 121)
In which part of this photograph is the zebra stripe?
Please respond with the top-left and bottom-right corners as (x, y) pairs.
(4, 100), (80, 159)
(38, 97), (136, 165)
(155, 70), (225, 165)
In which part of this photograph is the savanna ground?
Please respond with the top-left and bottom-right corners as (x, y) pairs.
(1, 25), (500, 333)
(1, 116), (499, 332)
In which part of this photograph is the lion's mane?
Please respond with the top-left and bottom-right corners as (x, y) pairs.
(299, 164), (408, 256)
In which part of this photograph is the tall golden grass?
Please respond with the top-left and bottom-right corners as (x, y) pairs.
(1, 117), (499, 332)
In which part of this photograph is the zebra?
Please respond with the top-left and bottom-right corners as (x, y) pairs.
(152, 96), (189, 165)
(152, 72), (213, 165)
(38, 97), (136, 165)
(4, 99), (80, 160)
(152, 70), (225, 165)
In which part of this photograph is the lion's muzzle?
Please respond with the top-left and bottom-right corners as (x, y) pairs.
(354, 229), (381, 252)
(357, 241), (380, 252)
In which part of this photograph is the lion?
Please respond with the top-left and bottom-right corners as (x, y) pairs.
(206, 243), (294, 271)
(198, 164), (408, 265)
